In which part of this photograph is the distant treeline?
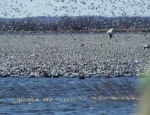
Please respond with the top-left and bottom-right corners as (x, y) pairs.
(0, 16), (150, 32)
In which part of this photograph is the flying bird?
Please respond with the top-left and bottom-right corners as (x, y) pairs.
(143, 44), (150, 49)
(107, 28), (114, 39)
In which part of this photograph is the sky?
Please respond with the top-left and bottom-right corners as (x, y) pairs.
(0, 0), (150, 18)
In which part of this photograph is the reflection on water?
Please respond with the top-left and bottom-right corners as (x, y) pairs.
(0, 77), (138, 115)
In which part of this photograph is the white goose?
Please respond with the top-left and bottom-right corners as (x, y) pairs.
(107, 28), (114, 39)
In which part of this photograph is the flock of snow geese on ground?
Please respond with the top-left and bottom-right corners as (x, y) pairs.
(0, 0), (150, 78)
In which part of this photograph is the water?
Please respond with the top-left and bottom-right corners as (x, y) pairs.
(0, 77), (139, 115)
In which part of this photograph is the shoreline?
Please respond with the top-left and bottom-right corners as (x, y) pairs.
(0, 28), (150, 34)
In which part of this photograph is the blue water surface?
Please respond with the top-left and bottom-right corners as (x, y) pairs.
(0, 77), (138, 115)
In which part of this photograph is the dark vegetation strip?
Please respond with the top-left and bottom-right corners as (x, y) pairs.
(0, 16), (150, 33)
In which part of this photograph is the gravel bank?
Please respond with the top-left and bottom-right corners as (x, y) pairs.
(0, 33), (150, 77)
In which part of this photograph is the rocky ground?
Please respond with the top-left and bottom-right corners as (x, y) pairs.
(0, 32), (150, 78)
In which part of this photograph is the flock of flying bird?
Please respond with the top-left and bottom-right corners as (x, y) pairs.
(0, 0), (150, 45)
(0, 0), (150, 18)
(0, 0), (150, 48)
(0, 0), (150, 51)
